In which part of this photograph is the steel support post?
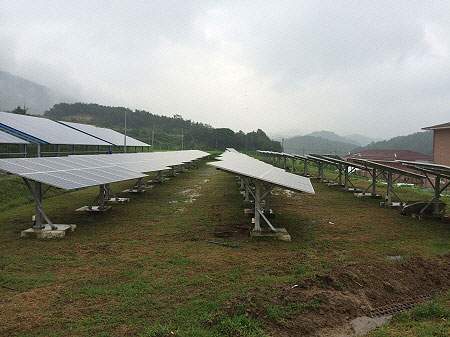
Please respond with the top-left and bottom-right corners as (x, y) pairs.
(386, 171), (393, 205)
(98, 185), (105, 211)
(344, 166), (349, 190)
(278, 156), (281, 166)
(137, 178), (144, 192)
(283, 156), (287, 170)
(319, 162), (324, 180)
(253, 180), (262, 231)
(34, 181), (42, 228)
(434, 175), (441, 216)
(372, 168), (377, 196)
(338, 163), (342, 186)
(291, 158), (295, 172)
(240, 177), (245, 190)
(244, 178), (250, 202)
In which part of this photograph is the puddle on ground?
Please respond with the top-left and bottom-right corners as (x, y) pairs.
(385, 255), (402, 260)
(329, 315), (391, 337)
(170, 177), (211, 206)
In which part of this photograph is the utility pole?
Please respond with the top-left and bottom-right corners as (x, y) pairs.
(124, 110), (127, 153)
(151, 127), (154, 151)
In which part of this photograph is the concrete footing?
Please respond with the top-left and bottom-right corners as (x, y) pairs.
(344, 188), (363, 193)
(244, 208), (275, 218)
(146, 179), (164, 184)
(354, 193), (382, 199)
(122, 188), (146, 193)
(379, 201), (403, 208)
(21, 224), (76, 239)
(411, 213), (443, 221)
(250, 227), (291, 242)
(106, 197), (129, 203)
(327, 182), (343, 187)
(75, 205), (112, 212)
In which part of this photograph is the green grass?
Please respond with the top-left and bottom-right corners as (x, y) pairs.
(367, 291), (450, 336)
(0, 161), (449, 336)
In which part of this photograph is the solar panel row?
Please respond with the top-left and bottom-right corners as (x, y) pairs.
(0, 111), (149, 147)
(209, 151), (315, 194)
(0, 129), (30, 144)
(0, 150), (210, 190)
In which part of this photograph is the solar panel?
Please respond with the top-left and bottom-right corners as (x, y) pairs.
(209, 152), (314, 194)
(0, 111), (110, 145)
(0, 129), (30, 144)
(59, 121), (150, 147)
(70, 150), (210, 173)
(0, 156), (147, 190)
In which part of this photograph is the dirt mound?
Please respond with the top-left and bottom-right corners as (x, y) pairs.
(220, 255), (450, 336)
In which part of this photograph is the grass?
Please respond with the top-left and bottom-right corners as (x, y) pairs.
(0, 161), (449, 336)
(367, 291), (450, 336)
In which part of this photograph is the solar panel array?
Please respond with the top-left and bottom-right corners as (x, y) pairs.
(71, 150), (209, 173)
(209, 151), (315, 194)
(59, 121), (150, 147)
(0, 129), (29, 144)
(0, 156), (147, 190)
(0, 111), (109, 145)
(0, 150), (210, 190)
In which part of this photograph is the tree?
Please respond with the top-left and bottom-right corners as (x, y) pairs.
(10, 105), (28, 115)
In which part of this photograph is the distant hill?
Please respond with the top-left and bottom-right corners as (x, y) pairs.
(344, 133), (383, 146)
(45, 103), (281, 152)
(305, 130), (382, 146)
(0, 70), (73, 115)
(306, 131), (359, 146)
(352, 131), (433, 156)
(284, 135), (358, 156)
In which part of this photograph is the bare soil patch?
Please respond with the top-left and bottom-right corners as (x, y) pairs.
(220, 254), (450, 336)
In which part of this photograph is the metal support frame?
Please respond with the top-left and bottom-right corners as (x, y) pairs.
(419, 173), (450, 216)
(88, 184), (107, 211)
(23, 178), (56, 230)
(382, 171), (404, 206)
(243, 178), (277, 232)
(361, 168), (383, 196)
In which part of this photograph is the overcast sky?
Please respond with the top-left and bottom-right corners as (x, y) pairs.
(1, 1), (449, 139)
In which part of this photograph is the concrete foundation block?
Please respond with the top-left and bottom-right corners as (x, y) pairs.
(106, 197), (129, 203)
(122, 188), (146, 193)
(411, 213), (443, 221)
(379, 201), (403, 208)
(344, 188), (363, 193)
(75, 205), (112, 212)
(354, 193), (382, 199)
(244, 208), (275, 218)
(250, 227), (291, 242)
(21, 224), (76, 239)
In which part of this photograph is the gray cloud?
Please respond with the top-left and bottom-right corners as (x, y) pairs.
(1, 0), (449, 138)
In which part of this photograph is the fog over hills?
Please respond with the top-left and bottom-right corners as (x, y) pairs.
(0, 70), (74, 115)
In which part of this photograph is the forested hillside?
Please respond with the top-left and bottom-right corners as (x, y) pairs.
(44, 103), (281, 152)
(0, 70), (72, 114)
(284, 135), (358, 156)
(352, 131), (433, 155)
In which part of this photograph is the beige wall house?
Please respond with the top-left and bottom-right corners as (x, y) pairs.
(422, 122), (450, 166)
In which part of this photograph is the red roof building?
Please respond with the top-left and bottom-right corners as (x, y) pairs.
(345, 150), (432, 185)
(346, 150), (432, 162)
(423, 122), (450, 166)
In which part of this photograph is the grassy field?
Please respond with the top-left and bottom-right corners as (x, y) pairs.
(0, 160), (449, 336)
